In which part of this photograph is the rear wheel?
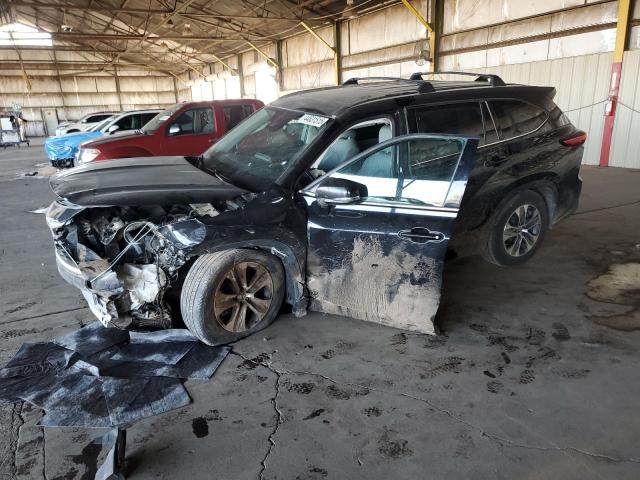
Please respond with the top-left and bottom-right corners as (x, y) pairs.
(180, 249), (285, 345)
(483, 190), (549, 266)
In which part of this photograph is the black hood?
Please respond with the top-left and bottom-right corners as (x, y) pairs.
(50, 156), (247, 206)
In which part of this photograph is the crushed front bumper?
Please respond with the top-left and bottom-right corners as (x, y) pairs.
(46, 199), (203, 328)
(53, 242), (119, 326)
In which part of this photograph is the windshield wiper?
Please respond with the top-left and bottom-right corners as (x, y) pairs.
(200, 161), (232, 183)
(212, 169), (232, 183)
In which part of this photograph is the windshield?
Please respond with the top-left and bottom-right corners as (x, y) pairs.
(201, 106), (330, 191)
(142, 104), (182, 133)
(90, 117), (114, 132)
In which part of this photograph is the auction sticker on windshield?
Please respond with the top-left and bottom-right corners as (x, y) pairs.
(297, 113), (329, 128)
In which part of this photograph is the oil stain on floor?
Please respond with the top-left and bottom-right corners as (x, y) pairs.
(586, 262), (640, 331)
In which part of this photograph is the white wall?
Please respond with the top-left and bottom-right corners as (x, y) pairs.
(0, 70), (178, 136)
(610, 50), (640, 169)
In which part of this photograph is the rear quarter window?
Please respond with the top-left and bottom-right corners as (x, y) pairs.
(488, 100), (548, 140)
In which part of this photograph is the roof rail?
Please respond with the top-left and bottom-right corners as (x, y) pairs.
(342, 76), (435, 93)
(409, 71), (506, 87)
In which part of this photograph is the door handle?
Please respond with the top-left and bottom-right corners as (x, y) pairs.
(208, 138), (216, 143)
(398, 227), (446, 244)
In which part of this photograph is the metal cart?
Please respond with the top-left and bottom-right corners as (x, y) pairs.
(0, 111), (30, 148)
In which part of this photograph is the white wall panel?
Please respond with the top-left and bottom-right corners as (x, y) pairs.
(1, 69), (176, 134)
(443, 0), (587, 34)
(345, 1), (429, 55)
(610, 50), (640, 169)
(283, 26), (334, 67)
(282, 60), (334, 91)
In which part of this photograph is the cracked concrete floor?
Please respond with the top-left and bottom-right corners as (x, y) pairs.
(1, 140), (640, 479)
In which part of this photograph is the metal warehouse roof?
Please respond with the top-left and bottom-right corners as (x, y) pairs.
(0, 0), (398, 76)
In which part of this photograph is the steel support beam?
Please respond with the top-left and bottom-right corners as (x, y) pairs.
(276, 40), (285, 91)
(431, 0), (442, 73)
(599, 0), (632, 167)
(173, 76), (179, 102)
(299, 20), (341, 85)
(208, 52), (238, 76)
(114, 67), (123, 111)
(300, 21), (335, 53)
(334, 21), (342, 85)
(181, 13), (301, 21)
(52, 49), (66, 110)
(8, 1), (171, 15)
(44, 32), (247, 42)
(401, 0), (435, 73)
(246, 41), (278, 69)
(237, 53), (245, 98)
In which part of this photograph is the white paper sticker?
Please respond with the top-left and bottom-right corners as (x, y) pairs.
(297, 113), (329, 128)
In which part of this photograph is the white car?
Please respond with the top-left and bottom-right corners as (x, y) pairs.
(55, 112), (118, 136)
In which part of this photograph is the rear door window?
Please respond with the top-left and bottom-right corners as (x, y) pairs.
(114, 114), (136, 130)
(171, 107), (215, 135)
(412, 102), (485, 144)
(488, 100), (548, 140)
(140, 112), (159, 126)
(223, 104), (254, 131)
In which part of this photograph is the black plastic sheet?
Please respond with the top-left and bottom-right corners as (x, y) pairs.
(0, 322), (229, 428)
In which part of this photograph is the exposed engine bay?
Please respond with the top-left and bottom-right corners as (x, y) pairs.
(47, 196), (254, 329)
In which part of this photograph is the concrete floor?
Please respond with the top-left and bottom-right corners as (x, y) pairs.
(1, 139), (639, 480)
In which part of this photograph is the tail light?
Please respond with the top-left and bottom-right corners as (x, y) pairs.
(560, 131), (587, 147)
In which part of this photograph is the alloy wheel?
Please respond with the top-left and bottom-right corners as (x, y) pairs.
(213, 261), (274, 333)
(502, 204), (542, 257)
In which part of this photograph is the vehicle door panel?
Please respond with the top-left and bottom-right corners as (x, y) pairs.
(302, 134), (478, 334)
(163, 107), (216, 156)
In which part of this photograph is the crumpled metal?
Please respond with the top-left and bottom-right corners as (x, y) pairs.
(0, 322), (229, 428)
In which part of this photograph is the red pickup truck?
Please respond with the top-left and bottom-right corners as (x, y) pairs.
(76, 99), (264, 164)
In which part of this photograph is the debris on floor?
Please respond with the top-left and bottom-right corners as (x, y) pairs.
(586, 262), (640, 331)
(0, 322), (230, 427)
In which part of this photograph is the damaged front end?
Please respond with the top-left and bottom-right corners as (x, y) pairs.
(46, 200), (216, 328)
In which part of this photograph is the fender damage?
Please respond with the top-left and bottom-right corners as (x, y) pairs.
(46, 156), (307, 329)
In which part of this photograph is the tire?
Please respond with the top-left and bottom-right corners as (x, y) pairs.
(180, 249), (285, 345)
(482, 189), (549, 267)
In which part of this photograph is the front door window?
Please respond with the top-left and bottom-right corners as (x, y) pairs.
(330, 136), (464, 207)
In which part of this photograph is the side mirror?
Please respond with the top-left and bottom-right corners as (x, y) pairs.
(107, 124), (119, 133)
(314, 177), (367, 206)
(168, 124), (181, 136)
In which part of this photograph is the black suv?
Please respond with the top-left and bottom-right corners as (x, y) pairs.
(46, 72), (584, 344)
